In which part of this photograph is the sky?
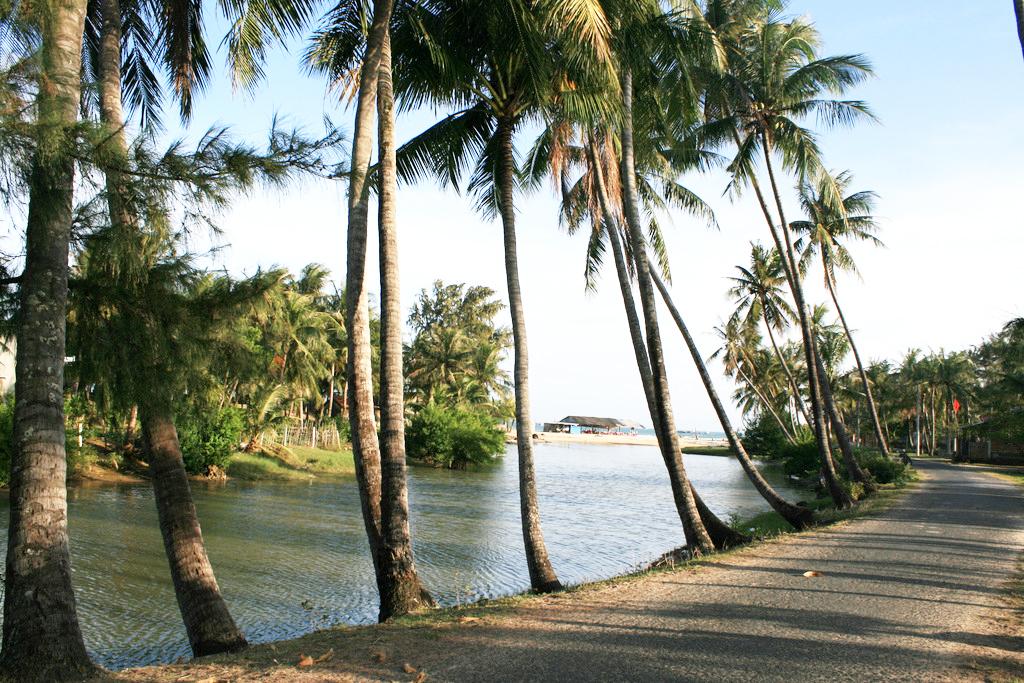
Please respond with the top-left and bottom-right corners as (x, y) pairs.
(35, 1), (1024, 430)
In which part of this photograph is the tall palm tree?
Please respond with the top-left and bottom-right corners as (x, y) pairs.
(792, 170), (891, 458)
(701, 7), (873, 508)
(728, 243), (810, 425)
(0, 0), (98, 678)
(324, 0), (602, 591)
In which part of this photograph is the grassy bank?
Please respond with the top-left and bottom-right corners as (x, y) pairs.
(681, 445), (734, 457)
(226, 446), (355, 481)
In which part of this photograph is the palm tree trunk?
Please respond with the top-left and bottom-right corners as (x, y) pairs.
(651, 270), (814, 529)
(496, 116), (561, 592)
(588, 139), (746, 549)
(0, 0), (98, 678)
(825, 276), (891, 457)
(327, 363), (335, 419)
(762, 312), (812, 426)
(620, 72), (715, 553)
(344, 0), (393, 579)
(1015, 0), (1024, 62)
(813, 352), (876, 494)
(737, 366), (797, 444)
(125, 404), (139, 445)
(142, 408), (247, 656)
(758, 137), (851, 508)
(375, 27), (433, 620)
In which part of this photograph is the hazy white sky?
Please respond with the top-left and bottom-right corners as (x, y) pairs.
(35, 1), (1024, 429)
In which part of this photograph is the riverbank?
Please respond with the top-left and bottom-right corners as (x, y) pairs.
(104, 474), (948, 682)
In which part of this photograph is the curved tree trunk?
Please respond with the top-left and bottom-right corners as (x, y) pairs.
(825, 276), (891, 458)
(497, 116), (561, 593)
(142, 409), (246, 656)
(0, 0), (98, 678)
(619, 73), (715, 553)
(1015, 0), (1024, 62)
(651, 270), (814, 529)
(95, 0), (248, 650)
(375, 27), (433, 620)
(588, 139), (747, 549)
(344, 0), (392, 584)
(762, 312), (811, 426)
(757, 137), (851, 509)
(814, 352), (877, 494)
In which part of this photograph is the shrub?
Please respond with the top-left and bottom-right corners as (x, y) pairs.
(856, 450), (912, 485)
(406, 403), (505, 469)
(741, 411), (790, 459)
(176, 406), (245, 474)
(778, 438), (821, 479)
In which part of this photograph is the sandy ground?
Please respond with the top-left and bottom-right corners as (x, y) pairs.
(105, 459), (1024, 682)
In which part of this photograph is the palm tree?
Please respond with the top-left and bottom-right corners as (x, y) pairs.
(792, 170), (892, 458)
(322, 0), (596, 591)
(728, 243), (810, 425)
(713, 316), (795, 443)
(0, 0), (99, 678)
(652, 269), (813, 528)
(701, 7), (873, 508)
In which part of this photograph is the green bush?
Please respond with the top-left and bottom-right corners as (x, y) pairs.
(779, 438), (821, 479)
(856, 450), (911, 485)
(177, 406), (245, 474)
(406, 403), (505, 469)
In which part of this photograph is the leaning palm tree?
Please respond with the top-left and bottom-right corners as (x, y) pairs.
(309, 0), (434, 619)
(0, 0), (98, 677)
(728, 243), (810, 425)
(1015, 0), (1024, 62)
(700, 7), (873, 508)
(315, 0), (615, 592)
(792, 170), (892, 459)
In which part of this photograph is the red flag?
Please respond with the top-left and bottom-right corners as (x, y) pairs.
(953, 398), (961, 414)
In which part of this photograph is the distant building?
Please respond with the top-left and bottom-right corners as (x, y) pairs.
(542, 416), (645, 435)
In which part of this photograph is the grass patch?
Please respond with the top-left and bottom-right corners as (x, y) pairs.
(289, 446), (355, 475)
(226, 446), (354, 481)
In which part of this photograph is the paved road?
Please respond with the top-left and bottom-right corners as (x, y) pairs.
(120, 460), (1024, 682)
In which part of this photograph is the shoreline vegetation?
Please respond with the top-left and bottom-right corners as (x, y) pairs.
(107, 474), (917, 681)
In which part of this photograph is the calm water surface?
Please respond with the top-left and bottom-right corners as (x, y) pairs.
(0, 443), (801, 669)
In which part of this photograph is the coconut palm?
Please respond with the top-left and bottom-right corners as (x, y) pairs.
(701, 7), (873, 508)
(320, 0), (616, 591)
(728, 243), (810, 425)
(792, 170), (892, 458)
(0, 0), (97, 676)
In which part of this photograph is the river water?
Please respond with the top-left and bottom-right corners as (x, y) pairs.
(0, 443), (801, 669)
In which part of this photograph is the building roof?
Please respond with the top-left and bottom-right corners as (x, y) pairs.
(558, 416), (644, 429)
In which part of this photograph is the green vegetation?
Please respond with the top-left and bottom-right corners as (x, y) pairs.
(406, 403), (506, 469)
(680, 446), (734, 457)
(226, 446), (354, 481)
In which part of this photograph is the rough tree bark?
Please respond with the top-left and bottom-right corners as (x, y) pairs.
(497, 116), (562, 592)
(618, 74), (716, 553)
(0, 0), (99, 677)
(142, 409), (247, 656)
(375, 26), (433, 619)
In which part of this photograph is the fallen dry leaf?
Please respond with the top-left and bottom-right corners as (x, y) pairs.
(457, 616), (480, 624)
(297, 653), (315, 668)
(802, 571), (823, 578)
(371, 650), (387, 663)
(402, 662), (418, 674)
(314, 648), (335, 664)
(414, 672), (428, 683)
